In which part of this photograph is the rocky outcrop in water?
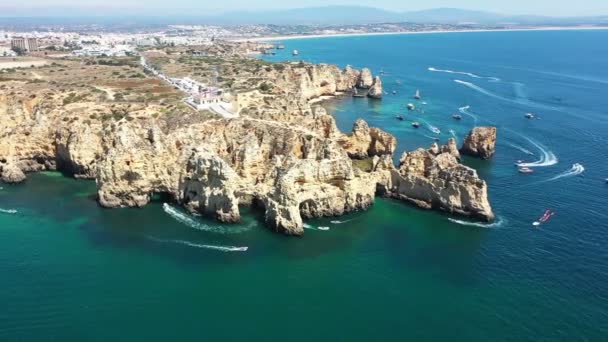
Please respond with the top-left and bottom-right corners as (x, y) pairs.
(357, 68), (374, 88)
(461, 127), (497, 159)
(0, 161), (26, 183)
(377, 141), (494, 221)
(367, 76), (383, 99)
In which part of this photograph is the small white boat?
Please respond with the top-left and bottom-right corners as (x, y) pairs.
(292, 49), (299, 56)
(519, 167), (534, 174)
(407, 103), (415, 110)
(525, 113), (535, 119)
(430, 127), (441, 134)
(414, 89), (421, 100)
(318, 226), (330, 231)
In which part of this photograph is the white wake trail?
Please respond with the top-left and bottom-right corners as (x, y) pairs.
(515, 136), (558, 168)
(458, 105), (478, 124)
(163, 203), (250, 234)
(420, 119), (440, 134)
(330, 218), (355, 224)
(303, 223), (330, 231)
(507, 143), (535, 156)
(546, 163), (585, 182)
(455, 80), (560, 112)
(429, 67), (501, 81)
(448, 216), (505, 228)
(0, 208), (17, 214)
(146, 236), (248, 252)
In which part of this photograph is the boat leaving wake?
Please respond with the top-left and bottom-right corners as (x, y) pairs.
(0, 208), (17, 214)
(546, 163), (585, 181)
(448, 216), (505, 228)
(514, 136), (558, 168)
(420, 120), (441, 134)
(146, 236), (248, 252)
(163, 203), (251, 234)
(428, 67), (501, 81)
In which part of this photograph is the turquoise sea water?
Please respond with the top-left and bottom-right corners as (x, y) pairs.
(2, 30), (608, 340)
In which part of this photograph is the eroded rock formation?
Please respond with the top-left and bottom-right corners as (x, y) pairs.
(461, 126), (497, 159)
(0, 57), (494, 236)
(368, 76), (383, 99)
(379, 142), (494, 221)
(357, 68), (374, 88)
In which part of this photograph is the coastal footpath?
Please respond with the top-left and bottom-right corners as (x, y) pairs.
(0, 46), (494, 235)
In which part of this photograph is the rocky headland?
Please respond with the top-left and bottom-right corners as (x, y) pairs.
(0, 50), (494, 235)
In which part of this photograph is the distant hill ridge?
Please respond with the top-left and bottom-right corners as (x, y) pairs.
(0, 6), (607, 26)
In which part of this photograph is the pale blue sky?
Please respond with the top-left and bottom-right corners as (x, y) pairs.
(2, 0), (608, 17)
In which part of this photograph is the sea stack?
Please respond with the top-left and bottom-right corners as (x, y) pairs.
(461, 127), (497, 159)
(384, 142), (495, 222)
(367, 76), (383, 99)
(357, 68), (374, 88)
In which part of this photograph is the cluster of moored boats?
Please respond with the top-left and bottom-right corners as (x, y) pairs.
(391, 89), (465, 130)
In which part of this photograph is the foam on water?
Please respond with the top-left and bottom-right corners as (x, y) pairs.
(303, 223), (330, 231)
(428, 67), (501, 81)
(146, 236), (248, 252)
(162, 203), (251, 234)
(0, 208), (18, 214)
(448, 216), (505, 228)
(546, 163), (585, 182)
(514, 136), (558, 168)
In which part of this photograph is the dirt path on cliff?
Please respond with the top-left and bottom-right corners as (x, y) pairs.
(93, 86), (115, 101)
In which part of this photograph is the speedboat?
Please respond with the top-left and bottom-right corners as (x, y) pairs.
(411, 122), (420, 128)
(518, 167), (534, 174)
(525, 113), (535, 119)
(395, 115), (405, 121)
(430, 127), (441, 134)
(452, 114), (462, 120)
(407, 103), (416, 111)
(414, 90), (421, 100)
(392, 90), (397, 95)
(533, 209), (555, 226)
(318, 226), (330, 231)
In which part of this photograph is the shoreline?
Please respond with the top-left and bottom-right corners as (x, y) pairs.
(237, 26), (608, 42)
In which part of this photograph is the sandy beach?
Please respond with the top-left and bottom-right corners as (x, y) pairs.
(237, 26), (608, 42)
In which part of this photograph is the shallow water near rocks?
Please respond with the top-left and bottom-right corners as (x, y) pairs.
(2, 30), (608, 340)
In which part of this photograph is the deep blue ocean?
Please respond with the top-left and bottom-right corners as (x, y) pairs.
(1, 30), (607, 340)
